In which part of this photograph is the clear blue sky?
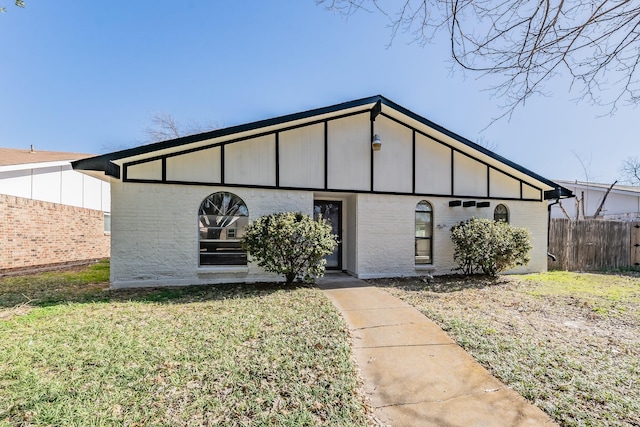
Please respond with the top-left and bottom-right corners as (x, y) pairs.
(1, 1), (636, 183)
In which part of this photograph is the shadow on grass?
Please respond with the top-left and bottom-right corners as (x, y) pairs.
(0, 261), (309, 310)
(370, 274), (512, 293)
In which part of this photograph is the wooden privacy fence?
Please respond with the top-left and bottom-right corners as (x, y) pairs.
(548, 219), (640, 271)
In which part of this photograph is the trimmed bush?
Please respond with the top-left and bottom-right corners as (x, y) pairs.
(451, 217), (532, 276)
(242, 212), (338, 285)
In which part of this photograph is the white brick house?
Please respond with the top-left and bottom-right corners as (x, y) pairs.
(73, 95), (571, 288)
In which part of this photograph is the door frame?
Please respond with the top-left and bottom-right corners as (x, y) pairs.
(314, 199), (343, 270)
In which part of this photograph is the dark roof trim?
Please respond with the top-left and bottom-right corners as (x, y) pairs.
(72, 94), (572, 199)
(72, 95), (381, 174)
(374, 96), (570, 197)
(544, 187), (574, 200)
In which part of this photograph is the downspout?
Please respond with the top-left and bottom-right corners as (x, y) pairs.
(547, 198), (560, 262)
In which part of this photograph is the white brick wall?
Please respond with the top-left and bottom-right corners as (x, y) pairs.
(110, 183), (312, 288)
(354, 194), (548, 279)
(111, 183), (548, 288)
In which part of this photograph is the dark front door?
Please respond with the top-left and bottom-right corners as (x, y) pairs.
(313, 200), (342, 270)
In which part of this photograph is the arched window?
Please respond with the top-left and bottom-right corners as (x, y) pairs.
(494, 204), (509, 223)
(198, 192), (249, 266)
(415, 201), (433, 265)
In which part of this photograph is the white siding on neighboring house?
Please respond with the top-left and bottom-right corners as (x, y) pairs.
(0, 161), (110, 212)
(550, 180), (640, 221)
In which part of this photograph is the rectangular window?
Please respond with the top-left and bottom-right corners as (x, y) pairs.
(104, 213), (111, 234)
(415, 206), (432, 264)
(199, 215), (248, 265)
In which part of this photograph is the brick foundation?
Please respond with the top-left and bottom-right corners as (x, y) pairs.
(0, 194), (110, 272)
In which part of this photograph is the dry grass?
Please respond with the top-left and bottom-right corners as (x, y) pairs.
(0, 262), (373, 426)
(373, 272), (640, 427)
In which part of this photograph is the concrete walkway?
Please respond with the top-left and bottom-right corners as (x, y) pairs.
(318, 274), (558, 427)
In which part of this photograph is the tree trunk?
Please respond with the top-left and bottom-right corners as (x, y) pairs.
(285, 272), (296, 286)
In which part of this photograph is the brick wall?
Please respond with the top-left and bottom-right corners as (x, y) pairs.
(0, 194), (110, 272)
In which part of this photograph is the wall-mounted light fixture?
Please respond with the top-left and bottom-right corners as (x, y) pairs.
(372, 134), (382, 151)
(449, 200), (462, 207)
(477, 202), (490, 208)
(463, 201), (477, 207)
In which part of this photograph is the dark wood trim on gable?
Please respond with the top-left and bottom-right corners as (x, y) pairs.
(378, 111), (544, 200)
(220, 144), (225, 185)
(117, 106), (546, 203)
(450, 149), (455, 196)
(73, 94), (571, 200)
(486, 165), (490, 197)
(323, 121), (328, 190)
(370, 119), (374, 192)
(412, 129), (416, 194)
(121, 178), (545, 202)
(275, 132), (280, 188)
(520, 181), (523, 199)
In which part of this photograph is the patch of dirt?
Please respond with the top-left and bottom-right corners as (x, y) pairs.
(0, 303), (33, 320)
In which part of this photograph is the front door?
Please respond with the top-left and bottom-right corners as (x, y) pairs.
(313, 200), (342, 270)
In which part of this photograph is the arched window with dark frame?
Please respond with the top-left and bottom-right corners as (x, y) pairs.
(415, 201), (433, 265)
(494, 204), (509, 223)
(198, 192), (249, 266)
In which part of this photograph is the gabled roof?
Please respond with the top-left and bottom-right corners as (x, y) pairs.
(73, 95), (572, 199)
(1, 147), (93, 167)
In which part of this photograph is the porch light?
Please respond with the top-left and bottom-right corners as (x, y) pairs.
(372, 134), (382, 151)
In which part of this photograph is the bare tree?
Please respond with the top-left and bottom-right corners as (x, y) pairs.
(620, 156), (640, 185)
(318, 0), (640, 118)
(145, 112), (219, 143)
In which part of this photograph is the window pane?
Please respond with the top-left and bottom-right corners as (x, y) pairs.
(415, 238), (431, 264)
(494, 204), (509, 222)
(415, 212), (432, 238)
(104, 213), (111, 233)
(415, 201), (433, 265)
(198, 192), (248, 266)
(416, 201), (432, 212)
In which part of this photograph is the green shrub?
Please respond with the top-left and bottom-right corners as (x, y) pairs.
(451, 217), (532, 276)
(242, 212), (338, 285)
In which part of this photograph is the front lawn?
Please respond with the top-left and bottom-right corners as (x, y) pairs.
(374, 272), (640, 427)
(0, 261), (371, 426)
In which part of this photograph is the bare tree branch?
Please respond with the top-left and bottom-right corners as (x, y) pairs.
(592, 180), (617, 218)
(1, 0), (24, 13)
(620, 156), (640, 185)
(144, 113), (219, 143)
(571, 150), (594, 182)
(557, 199), (572, 219)
(317, 0), (640, 118)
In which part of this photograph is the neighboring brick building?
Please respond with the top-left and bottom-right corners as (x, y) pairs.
(73, 95), (572, 288)
(0, 147), (110, 273)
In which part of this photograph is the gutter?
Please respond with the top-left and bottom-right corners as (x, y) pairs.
(546, 188), (575, 261)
